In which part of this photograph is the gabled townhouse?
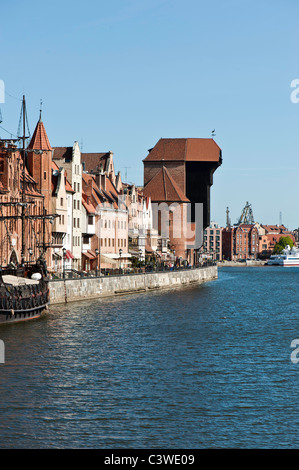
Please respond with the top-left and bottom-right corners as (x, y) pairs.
(81, 189), (96, 271)
(53, 141), (82, 270)
(51, 161), (75, 272)
(82, 172), (129, 272)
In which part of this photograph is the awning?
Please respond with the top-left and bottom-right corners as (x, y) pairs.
(82, 251), (94, 260)
(82, 250), (97, 260)
(100, 254), (118, 265)
(145, 245), (154, 253)
(65, 250), (74, 259)
(53, 252), (62, 259)
(103, 253), (132, 259)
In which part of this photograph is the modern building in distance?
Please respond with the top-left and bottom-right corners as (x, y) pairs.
(201, 222), (223, 261)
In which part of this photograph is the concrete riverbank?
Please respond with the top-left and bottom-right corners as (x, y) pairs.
(49, 266), (217, 305)
(217, 260), (266, 267)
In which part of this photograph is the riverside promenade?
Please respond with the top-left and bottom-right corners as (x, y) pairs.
(49, 265), (217, 305)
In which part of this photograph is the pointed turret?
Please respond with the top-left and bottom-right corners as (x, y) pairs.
(27, 113), (52, 215)
(28, 112), (52, 151)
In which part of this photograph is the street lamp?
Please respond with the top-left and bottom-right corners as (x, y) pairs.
(95, 248), (99, 277)
(139, 249), (143, 273)
(62, 247), (66, 279)
(28, 248), (33, 261)
(119, 248), (123, 274)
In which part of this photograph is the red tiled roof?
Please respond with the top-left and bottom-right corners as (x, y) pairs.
(82, 192), (96, 214)
(28, 119), (52, 151)
(65, 180), (74, 193)
(262, 225), (287, 233)
(81, 152), (110, 173)
(143, 138), (221, 163)
(52, 147), (73, 162)
(143, 166), (190, 202)
(52, 147), (73, 161)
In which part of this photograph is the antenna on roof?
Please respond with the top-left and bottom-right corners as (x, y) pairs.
(122, 167), (131, 183)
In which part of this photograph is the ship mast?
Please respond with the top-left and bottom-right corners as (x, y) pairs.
(20, 95), (29, 265)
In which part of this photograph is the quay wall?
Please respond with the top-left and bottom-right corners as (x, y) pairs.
(49, 266), (217, 305)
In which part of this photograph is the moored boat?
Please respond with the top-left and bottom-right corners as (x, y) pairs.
(0, 258), (49, 324)
(266, 245), (299, 267)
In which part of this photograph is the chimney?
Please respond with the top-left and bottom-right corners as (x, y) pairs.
(85, 179), (92, 197)
(96, 172), (106, 191)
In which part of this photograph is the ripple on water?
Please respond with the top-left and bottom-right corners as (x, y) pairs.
(1, 267), (299, 448)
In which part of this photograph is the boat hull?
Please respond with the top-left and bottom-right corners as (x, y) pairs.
(0, 304), (48, 324)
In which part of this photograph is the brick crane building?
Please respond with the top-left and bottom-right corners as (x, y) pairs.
(143, 138), (222, 264)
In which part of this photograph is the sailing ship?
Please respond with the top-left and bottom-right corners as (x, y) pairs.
(0, 96), (54, 324)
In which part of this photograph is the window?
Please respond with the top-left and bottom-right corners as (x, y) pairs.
(61, 197), (63, 206)
(74, 199), (76, 210)
(77, 200), (80, 210)
(88, 216), (94, 225)
(74, 218), (76, 228)
(77, 218), (80, 228)
(44, 171), (47, 180)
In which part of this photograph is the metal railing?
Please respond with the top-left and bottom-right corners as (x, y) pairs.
(49, 261), (216, 281)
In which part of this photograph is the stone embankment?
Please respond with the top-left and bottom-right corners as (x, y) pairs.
(49, 266), (217, 305)
(217, 260), (266, 267)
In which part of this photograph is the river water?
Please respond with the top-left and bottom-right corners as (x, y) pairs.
(0, 266), (299, 449)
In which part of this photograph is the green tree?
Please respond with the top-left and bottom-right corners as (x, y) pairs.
(273, 236), (294, 254)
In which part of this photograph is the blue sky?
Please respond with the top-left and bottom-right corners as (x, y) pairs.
(1, 0), (299, 228)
